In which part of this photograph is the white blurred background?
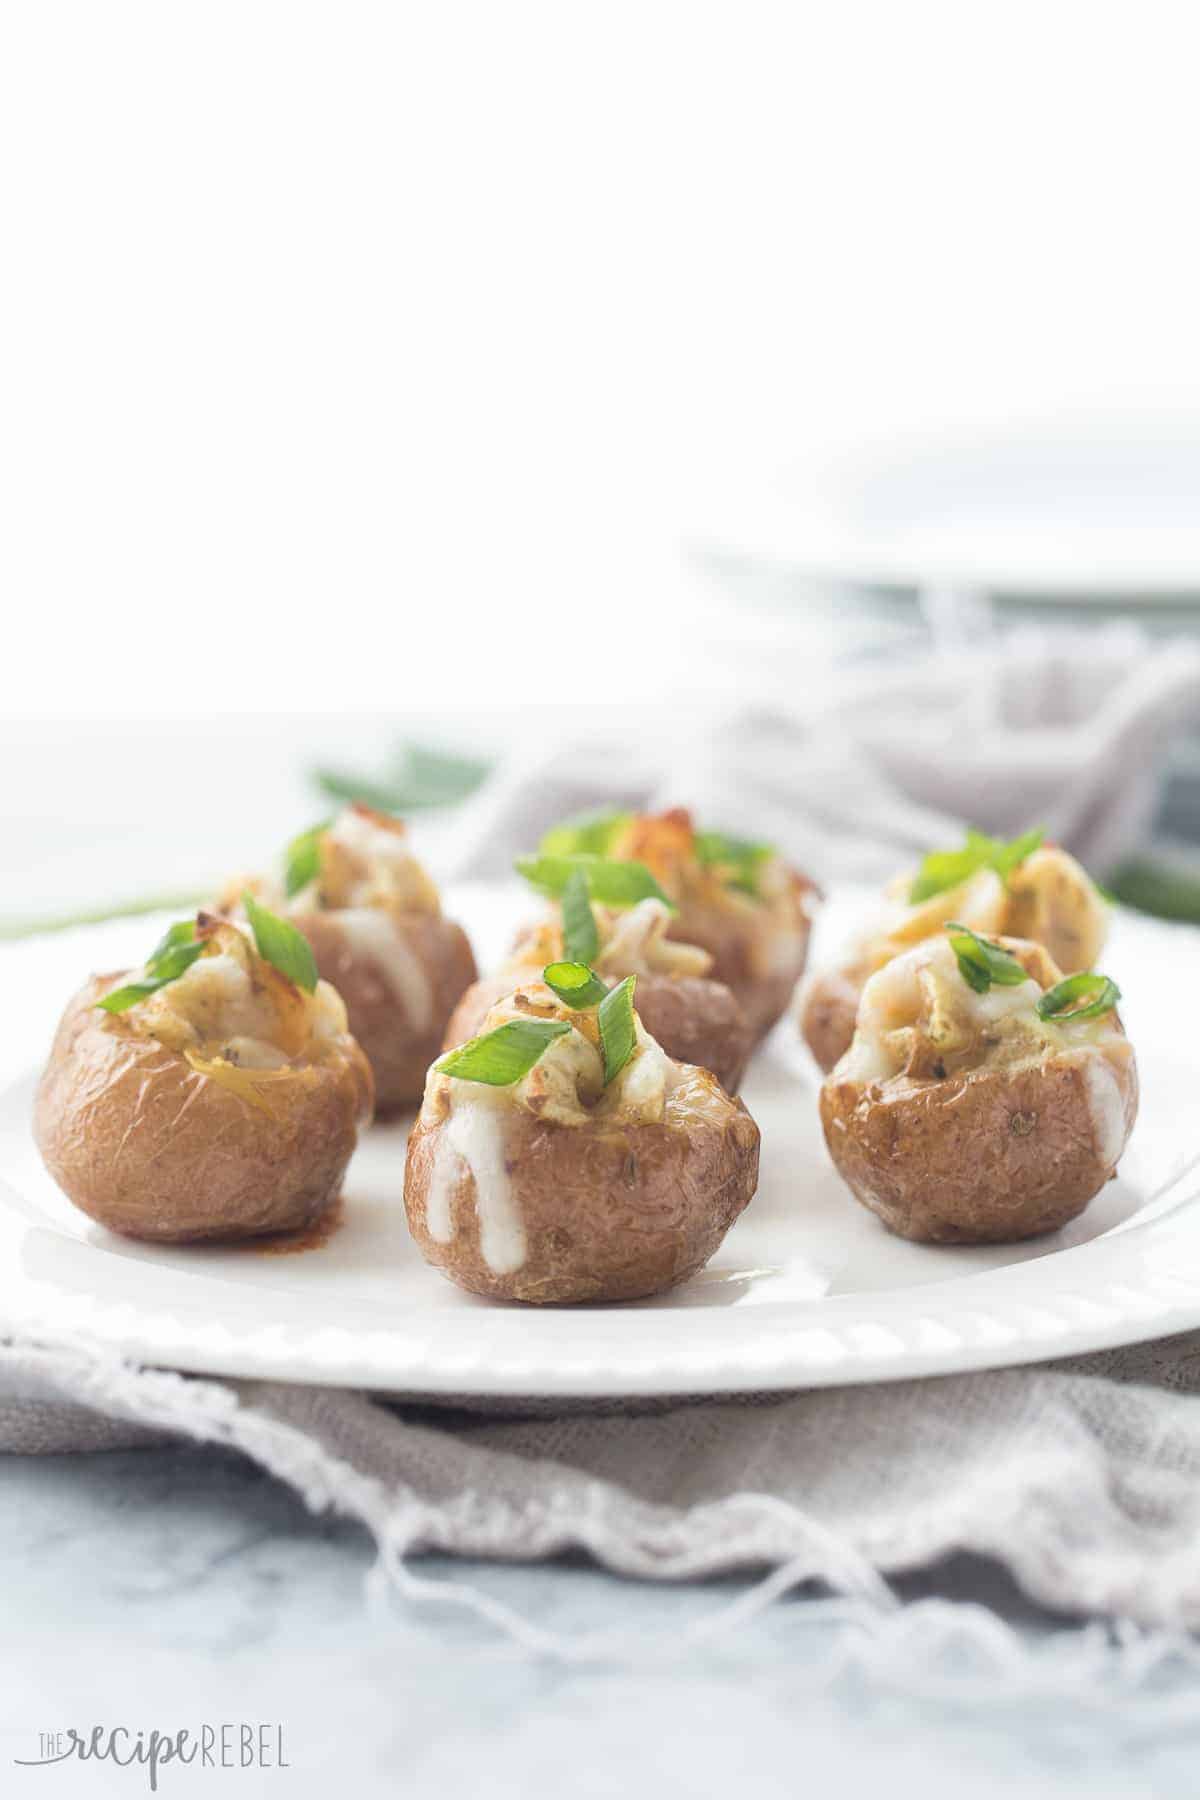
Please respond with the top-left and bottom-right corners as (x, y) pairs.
(4, 1), (1200, 919)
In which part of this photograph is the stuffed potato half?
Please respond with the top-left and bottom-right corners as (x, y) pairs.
(406, 970), (760, 1303)
(224, 803), (477, 1114)
(819, 928), (1137, 1244)
(35, 911), (373, 1243)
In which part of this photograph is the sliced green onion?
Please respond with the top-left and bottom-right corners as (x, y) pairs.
(283, 819), (330, 898)
(909, 825), (1046, 904)
(96, 918), (206, 1014)
(435, 1018), (571, 1085)
(540, 808), (631, 858)
(598, 974), (638, 1084)
(908, 847), (983, 905)
(542, 961), (610, 1010)
(560, 865), (599, 964)
(243, 892), (319, 993)
(988, 825), (1045, 883)
(945, 922), (1030, 995)
(145, 918), (198, 970)
(516, 854), (673, 911)
(694, 829), (774, 897)
(1036, 972), (1122, 1022)
(97, 974), (184, 1015)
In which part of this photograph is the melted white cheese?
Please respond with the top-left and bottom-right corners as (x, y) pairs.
(336, 908), (433, 1030)
(425, 1088), (526, 1273)
(968, 979), (1045, 1027)
(1083, 1054), (1129, 1170)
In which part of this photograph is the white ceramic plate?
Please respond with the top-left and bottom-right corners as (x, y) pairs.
(1, 888), (1199, 1398)
(697, 427), (1200, 600)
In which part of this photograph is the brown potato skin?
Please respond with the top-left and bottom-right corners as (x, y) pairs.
(295, 912), (477, 1115)
(820, 1048), (1138, 1244)
(444, 971), (752, 1096)
(405, 1071), (761, 1303)
(668, 899), (811, 1045)
(35, 977), (374, 1244)
(799, 967), (862, 1074)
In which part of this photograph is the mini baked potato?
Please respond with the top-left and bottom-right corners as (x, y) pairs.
(221, 803), (477, 1115)
(445, 893), (752, 1094)
(406, 966), (761, 1303)
(801, 829), (1110, 1074)
(819, 926), (1137, 1244)
(528, 807), (817, 1044)
(35, 909), (374, 1243)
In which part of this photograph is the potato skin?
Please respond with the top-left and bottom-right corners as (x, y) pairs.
(405, 1071), (761, 1302)
(35, 977), (374, 1243)
(668, 897), (811, 1045)
(295, 912), (477, 1115)
(820, 1047), (1138, 1244)
(799, 967), (862, 1074)
(444, 970), (751, 1095)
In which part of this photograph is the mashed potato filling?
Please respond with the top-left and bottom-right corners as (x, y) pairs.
(836, 935), (1125, 1088)
(118, 920), (348, 1071)
(595, 898), (711, 980)
(423, 983), (675, 1131)
(1004, 846), (1109, 973)
(314, 805), (441, 918)
(506, 899), (712, 983)
(840, 847), (1109, 997)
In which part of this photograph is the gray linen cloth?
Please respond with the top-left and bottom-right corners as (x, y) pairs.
(5, 626), (1200, 1665)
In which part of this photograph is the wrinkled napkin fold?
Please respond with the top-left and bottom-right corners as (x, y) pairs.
(4, 1331), (1200, 1651)
(438, 626), (1200, 884)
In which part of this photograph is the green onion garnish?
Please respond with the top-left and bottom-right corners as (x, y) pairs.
(540, 808), (632, 859)
(435, 1018), (571, 1085)
(97, 981), (171, 1014)
(97, 918), (207, 1013)
(542, 961), (610, 1010)
(598, 974), (638, 1084)
(945, 922), (1030, 995)
(910, 826), (1045, 905)
(516, 854), (673, 911)
(144, 918), (200, 966)
(283, 819), (330, 899)
(560, 866), (599, 964)
(243, 892), (319, 993)
(694, 829), (774, 897)
(1036, 972), (1122, 1022)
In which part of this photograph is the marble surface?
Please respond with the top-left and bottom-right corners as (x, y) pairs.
(2, 1447), (1199, 1798)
